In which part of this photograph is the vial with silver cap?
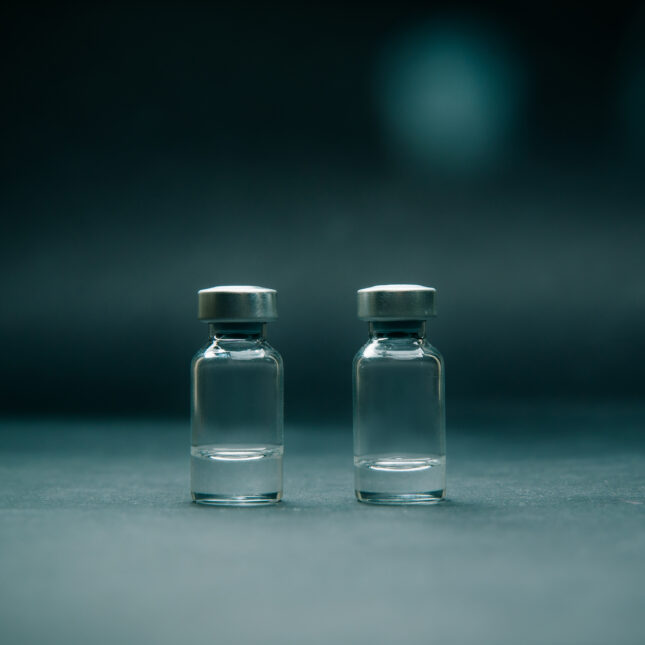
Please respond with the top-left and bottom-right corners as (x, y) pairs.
(353, 284), (446, 504)
(191, 286), (283, 505)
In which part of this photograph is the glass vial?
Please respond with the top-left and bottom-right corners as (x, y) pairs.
(191, 286), (283, 505)
(353, 284), (446, 504)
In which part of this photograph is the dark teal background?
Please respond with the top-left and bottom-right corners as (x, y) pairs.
(1, 2), (644, 420)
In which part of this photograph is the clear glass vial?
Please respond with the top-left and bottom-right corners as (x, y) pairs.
(353, 284), (446, 504)
(191, 286), (283, 505)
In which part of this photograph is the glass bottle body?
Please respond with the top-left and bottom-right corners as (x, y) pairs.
(353, 321), (446, 504)
(191, 323), (283, 505)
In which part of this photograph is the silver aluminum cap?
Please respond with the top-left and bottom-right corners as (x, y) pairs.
(197, 285), (278, 322)
(357, 284), (436, 321)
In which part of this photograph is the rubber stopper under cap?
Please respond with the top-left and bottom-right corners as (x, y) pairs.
(357, 284), (436, 321)
(198, 285), (278, 322)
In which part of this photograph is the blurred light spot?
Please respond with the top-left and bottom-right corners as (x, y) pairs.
(375, 19), (522, 172)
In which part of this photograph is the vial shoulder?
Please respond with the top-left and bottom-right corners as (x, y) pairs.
(422, 340), (444, 363)
(354, 337), (443, 366)
(261, 341), (283, 367)
(192, 339), (282, 368)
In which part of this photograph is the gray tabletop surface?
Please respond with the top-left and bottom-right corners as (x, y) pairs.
(1, 403), (644, 645)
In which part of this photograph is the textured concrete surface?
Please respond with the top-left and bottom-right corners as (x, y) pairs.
(1, 405), (644, 644)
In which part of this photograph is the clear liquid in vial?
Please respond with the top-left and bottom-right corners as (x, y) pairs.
(354, 454), (446, 504)
(191, 444), (283, 505)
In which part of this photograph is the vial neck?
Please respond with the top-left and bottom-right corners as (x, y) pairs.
(369, 320), (426, 339)
(208, 322), (267, 340)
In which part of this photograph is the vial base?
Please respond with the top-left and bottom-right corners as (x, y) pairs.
(354, 454), (446, 505)
(192, 492), (281, 506)
(191, 444), (283, 506)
